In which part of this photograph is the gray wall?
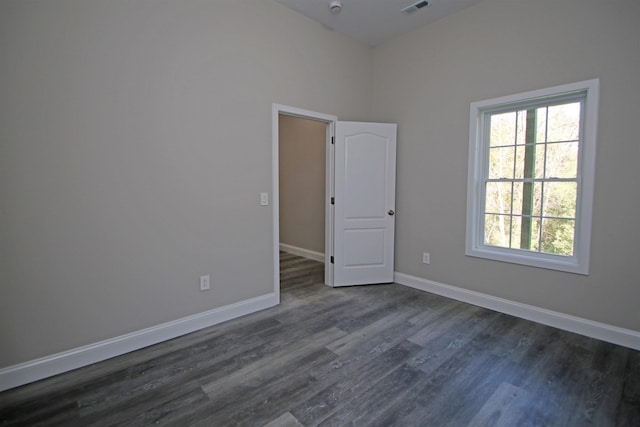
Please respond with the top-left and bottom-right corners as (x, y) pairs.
(0, 0), (371, 367)
(372, 0), (640, 331)
(279, 115), (326, 254)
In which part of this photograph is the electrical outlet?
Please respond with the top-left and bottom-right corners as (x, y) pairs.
(260, 192), (269, 206)
(200, 275), (210, 291)
(422, 252), (431, 264)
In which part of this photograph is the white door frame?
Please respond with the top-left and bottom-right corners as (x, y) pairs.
(272, 104), (337, 301)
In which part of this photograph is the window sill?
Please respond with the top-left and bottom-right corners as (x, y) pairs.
(465, 246), (589, 275)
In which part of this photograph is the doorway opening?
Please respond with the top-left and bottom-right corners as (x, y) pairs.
(272, 104), (337, 301)
(278, 115), (326, 260)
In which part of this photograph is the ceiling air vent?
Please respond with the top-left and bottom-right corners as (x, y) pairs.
(401, 1), (430, 15)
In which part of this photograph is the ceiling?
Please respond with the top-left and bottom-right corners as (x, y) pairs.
(273, 0), (485, 46)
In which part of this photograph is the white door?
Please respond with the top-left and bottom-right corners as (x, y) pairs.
(333, 121), (397, 286)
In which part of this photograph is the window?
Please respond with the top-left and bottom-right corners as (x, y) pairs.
(466, 80), (599, 274)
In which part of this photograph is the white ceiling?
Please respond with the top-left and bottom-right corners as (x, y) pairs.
(273, 0), (485, 46)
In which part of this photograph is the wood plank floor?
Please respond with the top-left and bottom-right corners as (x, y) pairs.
(1, 252), (639, 426)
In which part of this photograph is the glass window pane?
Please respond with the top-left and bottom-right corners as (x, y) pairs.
(530, 218), (541, 252)
(544, 141), (579, 179)
(518, 143), (539, 181)
(514, 181), (537, 218)
(485, 182), (513, 215)
(512, 182), (523, 215)
(547, 102), (581, 142)
(532, 182), (543, 217)
(514, 215), (540, 251)
(514, 146), (526, 179)
(510, 216), (522, 249)
(534, 143), (546, 178)
(515, 110), (527, 145)
(485, 214), (512, 248)
(540, 218), (575, 256)
(543, 182), (577, 219)
(536, 107), (548, 143)
(490, 112), (516, 147)
(488, 146), (515, 179)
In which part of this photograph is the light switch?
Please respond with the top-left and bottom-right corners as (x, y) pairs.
(260, 192), (269, 206)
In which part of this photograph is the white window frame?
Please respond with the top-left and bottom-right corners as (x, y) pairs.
(466, 79), (599, 275)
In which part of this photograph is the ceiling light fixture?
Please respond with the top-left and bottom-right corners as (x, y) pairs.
(329, 0), (342, 14)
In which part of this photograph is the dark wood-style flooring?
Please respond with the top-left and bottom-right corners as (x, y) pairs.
(1, 252), (639, 426)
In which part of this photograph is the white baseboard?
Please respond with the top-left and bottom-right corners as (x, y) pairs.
(279, 243), (325, 263)
(394, 272), (640, 351)
(0, 293), (278, 392)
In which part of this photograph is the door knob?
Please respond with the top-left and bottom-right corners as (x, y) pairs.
(388, 210), (395, 216)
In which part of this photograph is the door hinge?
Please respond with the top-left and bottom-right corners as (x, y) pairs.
(331, 197), (335, 205)
(331, 136), (335, 144)
(330, 256), (334, 264)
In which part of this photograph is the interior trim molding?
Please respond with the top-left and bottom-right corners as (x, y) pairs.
(0, 293), (278, 392)
(394, 272), (640, 351)
(279, 243), (325, 263)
